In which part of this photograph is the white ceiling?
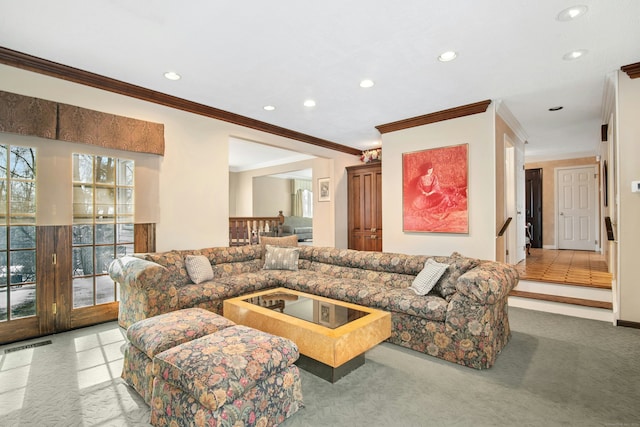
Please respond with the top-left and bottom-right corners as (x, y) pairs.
(1, 1), (639, 168)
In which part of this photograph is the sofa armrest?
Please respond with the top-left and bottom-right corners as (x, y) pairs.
(454, 261), (519, 305)
(281, 225), (294, 234)
(108, 256), (178, 328)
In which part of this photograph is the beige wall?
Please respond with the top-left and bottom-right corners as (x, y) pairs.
(0, 64), (357, 251)
(617, 71), (640, 324)
(252, 176), (292, 217)
(525, 156), (598, 249)
(495, 114), (526, 263)
(381, 107), (497, 260)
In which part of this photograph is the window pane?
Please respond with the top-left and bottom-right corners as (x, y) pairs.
(95, 246), (114, 275)
(0, 226), (6, 251)
(116, 188), (134, 214)
(96, 275), (115, 304)
(96, 224), (114, 245)
(116, 224), (134, 244)
(73, 154), (93, 183)
(9, 226), (35, 249)
(11, 249), (35, 283)
(10, 284), (36, 319)
(95, 156), (115, 184)
(0, 145), (7, 179)
(10, 181), (36, 215)
(0, 284), (6, 321)
(73, 224), (93, 245)
(73, 184), (93, 221)
(0, 181), (6, 218)
(117, 159), (134, 186)
(73, 246), (94, 276)
(73, 277), (93, 308)
(10, 147), (36, 180)
(117, 244), (134, 257)
(96, 187), (115, 220)
(0, 252), (6, 285)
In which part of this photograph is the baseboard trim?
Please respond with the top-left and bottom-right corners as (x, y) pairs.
(616, 320), (640, 329)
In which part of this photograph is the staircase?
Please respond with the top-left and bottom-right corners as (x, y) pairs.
(507, 249), (614, 322)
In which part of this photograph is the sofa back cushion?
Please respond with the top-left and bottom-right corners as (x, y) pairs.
(143, 246), (263, 286)
(298, 246), (450, 275)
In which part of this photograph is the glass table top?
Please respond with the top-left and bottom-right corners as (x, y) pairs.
(242, 290), (369, 329)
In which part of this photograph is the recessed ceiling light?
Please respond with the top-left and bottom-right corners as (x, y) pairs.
(163, 71), (181, 81)
(303, 99), (316, 107)
(263, 105), (276, 111)
(438, 51), (457, 62)
(557, 5), (588, 21)
(360, 79), (375, 88)
(549, 106), (564, 111)
(562, 49), (588, 60)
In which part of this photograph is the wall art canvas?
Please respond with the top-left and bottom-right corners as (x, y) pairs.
(402, 143), (469, 233)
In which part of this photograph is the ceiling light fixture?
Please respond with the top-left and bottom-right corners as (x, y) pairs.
(549, 106), (564, 111)
(163, 71), (181, 81)
(557, 5), (588, 21)
(263, 105), (276, 111)
(360, 79), (375, 88)
(438, 51), (457, 62)
(304, 99), (316, 107)
(562, 49), (588, 60)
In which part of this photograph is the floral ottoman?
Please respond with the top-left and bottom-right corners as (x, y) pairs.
(122, 308), (236, 403)
(150, 325), (304, 427)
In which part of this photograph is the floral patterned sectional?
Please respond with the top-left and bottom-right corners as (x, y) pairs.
(108, 245), (519, 369)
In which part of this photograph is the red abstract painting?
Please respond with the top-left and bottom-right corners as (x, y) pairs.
(402, 144), (468, 233)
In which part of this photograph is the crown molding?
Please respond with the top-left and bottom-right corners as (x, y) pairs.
(621, 62), (640, 79)
(0, 46), (361, 156)
(375, 100), (491, 134)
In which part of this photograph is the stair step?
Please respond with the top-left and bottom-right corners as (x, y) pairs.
(509, 290), (612, 310)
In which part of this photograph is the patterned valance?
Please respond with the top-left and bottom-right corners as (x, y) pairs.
(0, 90), (57, 139)
(0, 90), (164, 155)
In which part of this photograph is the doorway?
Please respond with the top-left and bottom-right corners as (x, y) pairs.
(556, 165), (598, 251)
(525, 168), (543, 248)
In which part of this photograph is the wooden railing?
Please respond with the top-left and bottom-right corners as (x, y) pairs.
(229, 211), (285, 246)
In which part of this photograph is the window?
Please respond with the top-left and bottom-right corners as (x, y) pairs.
(301, 189), (313, 218)
(0, 145), (37, 321)
(72, 154), (134, 308)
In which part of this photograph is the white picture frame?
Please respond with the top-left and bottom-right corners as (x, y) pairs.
(318, 177), (330, 202)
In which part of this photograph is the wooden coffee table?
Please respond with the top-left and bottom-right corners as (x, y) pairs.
(223, 288), (391, 382)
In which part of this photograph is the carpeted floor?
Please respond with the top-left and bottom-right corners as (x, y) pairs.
(1, 307), (638, 426)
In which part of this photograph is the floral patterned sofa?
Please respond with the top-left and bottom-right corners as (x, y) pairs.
(109, 245), (519, 369)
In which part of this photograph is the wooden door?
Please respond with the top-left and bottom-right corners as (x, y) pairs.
(347, 163), (382, 251)
(525, 168), (543, 248)
(557, 166), (597, 250)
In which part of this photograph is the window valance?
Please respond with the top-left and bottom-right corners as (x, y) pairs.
(0, 90), (164, 155)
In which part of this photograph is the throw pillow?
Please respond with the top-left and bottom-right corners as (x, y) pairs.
(433, 252), (480, 300)
(263, 245), (300, 271)
(409, 258), (450, 295)
(184, 255), (214, 284)
(259, 235), (298, 258)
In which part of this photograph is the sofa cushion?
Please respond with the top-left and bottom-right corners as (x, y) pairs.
(184, 255), (214, 284)
(433, 252), (480, 300)
(178, 273), (274, 310)
(153, 325), (299, 411)
(126, 308), (235, 358)
(368, 289), (448, 322)
(410, 259), (450, 295)
(263, 245), (300, 271)
(259, 235), (299, 258)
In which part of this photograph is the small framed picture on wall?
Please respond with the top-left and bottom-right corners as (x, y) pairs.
(318, 177), (330, 202)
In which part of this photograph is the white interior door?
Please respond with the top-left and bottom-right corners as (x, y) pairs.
(557, 166), (597, 250)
